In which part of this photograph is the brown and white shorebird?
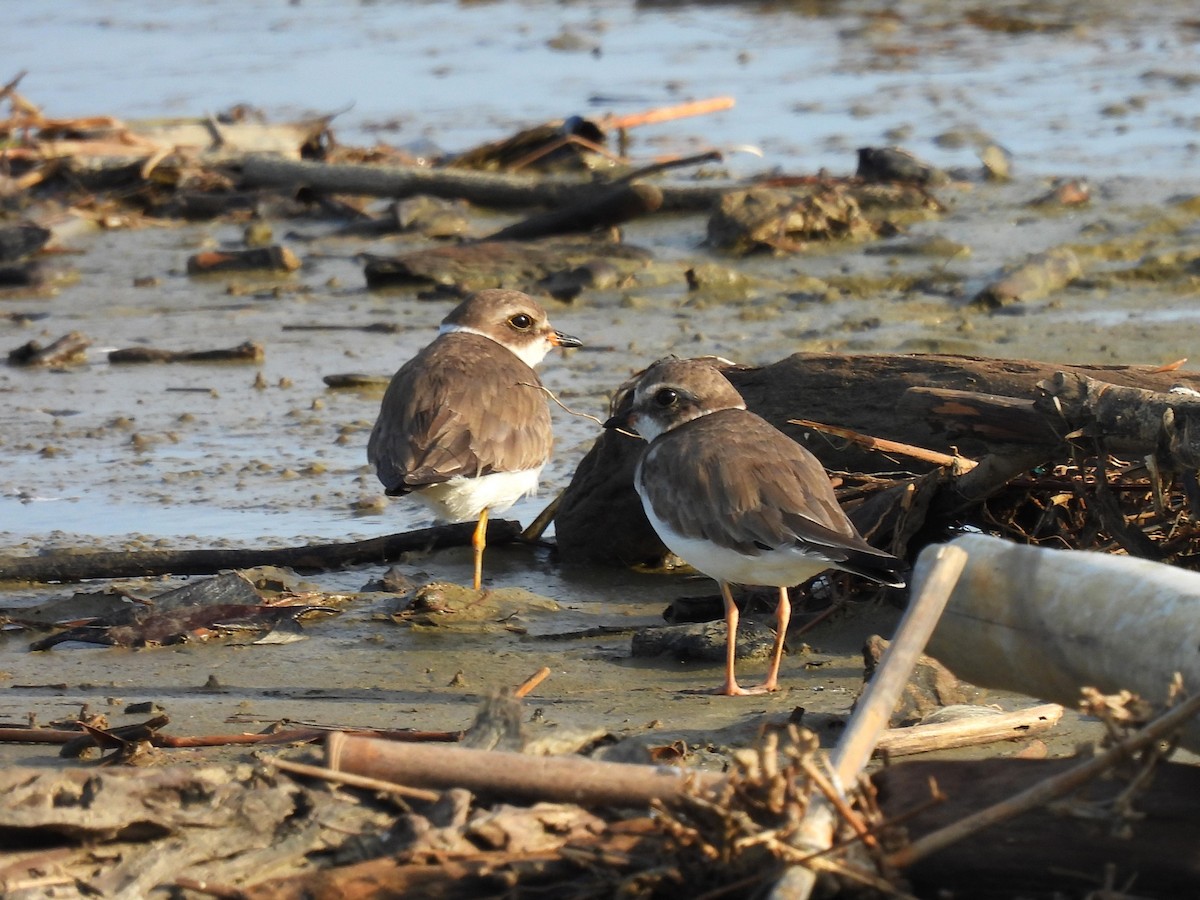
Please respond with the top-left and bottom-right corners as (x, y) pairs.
(605, 358), (906, 696)
(368, 289), (581, 590)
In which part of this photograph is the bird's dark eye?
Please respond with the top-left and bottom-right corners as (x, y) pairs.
(653, 388), (678, 408)
(509, 313), (534, 330)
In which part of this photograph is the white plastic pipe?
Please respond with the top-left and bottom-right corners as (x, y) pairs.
(916, 532), (1200, 752)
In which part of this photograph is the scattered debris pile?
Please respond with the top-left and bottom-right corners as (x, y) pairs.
(1, 680), (1197, 898)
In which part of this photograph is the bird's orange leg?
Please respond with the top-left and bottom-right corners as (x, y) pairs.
(755, 586), (791, 693)
(471, 507), (489, 591)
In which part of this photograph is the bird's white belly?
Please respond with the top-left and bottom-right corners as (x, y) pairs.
(642, 501), (835, 588)
(414, 467), (542, 523)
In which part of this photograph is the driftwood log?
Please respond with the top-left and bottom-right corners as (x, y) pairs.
(555, 352), (1200, 566)
(237, 155), (725, 213)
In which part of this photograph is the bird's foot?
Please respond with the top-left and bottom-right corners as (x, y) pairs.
(706, 679), (779, 697)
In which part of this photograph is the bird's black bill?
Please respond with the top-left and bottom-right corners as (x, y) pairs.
(603, 413), (641, 437)
(554, 330), (583, 349)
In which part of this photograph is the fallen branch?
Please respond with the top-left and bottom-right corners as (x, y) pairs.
(873, 703), (1063, 758)
(238, 155), (726, 213)
(0, 519), (522, 583)
(326, 731), (725, 807)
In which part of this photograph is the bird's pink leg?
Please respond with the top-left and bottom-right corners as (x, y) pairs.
(755, 586), (791, 693)
(471, 507), (489, 591)
(715, 581), (753, 696)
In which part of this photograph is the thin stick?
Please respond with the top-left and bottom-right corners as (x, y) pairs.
(1149, 358), (1188, 373)
(799, 757), (878, 851)
(789, 419), (976, 471)
(831, 544), (969, 789)
(524, 382), (607, 428)
(616, 150), (723, 183)
(886, 690), (1200, 869)
(521, 490), (563, 542)
(514, 666), (552, 699)
(264, 755), (441, 802)
(603, 96), (735, 130)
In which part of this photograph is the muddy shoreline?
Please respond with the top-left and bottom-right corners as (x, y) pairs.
(7, 163), (1193, 772)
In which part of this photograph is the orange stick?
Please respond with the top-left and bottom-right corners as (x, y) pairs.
(514, 666), (552, 699)
(603, 96), (735, 131)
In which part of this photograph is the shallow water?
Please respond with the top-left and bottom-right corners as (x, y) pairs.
(6, 0), (1200, 178)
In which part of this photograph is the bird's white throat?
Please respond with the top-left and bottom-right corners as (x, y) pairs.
(440, 323), (550, 369)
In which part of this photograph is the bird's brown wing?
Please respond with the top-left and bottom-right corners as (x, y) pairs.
(367, 334), (553, 494)
(638, 409), (903, 583)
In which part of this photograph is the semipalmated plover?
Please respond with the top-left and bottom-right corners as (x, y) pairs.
(368, 289), (581, 590)
(605, 358), (906, 696)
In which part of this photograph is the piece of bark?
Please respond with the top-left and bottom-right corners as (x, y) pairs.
(972, 246), (1082, 308)
(108, 340), (264, 364)
(875, 757), (1200, 898)
(555, 352), (1200, 566)
(6, 330), (91, 367)
(873, 703), (1063, 757)
(0, 519), (521, 584)
(30, 601), (333, 650)
(186, 245), (300, 274)
(485, 182), (663, 241)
